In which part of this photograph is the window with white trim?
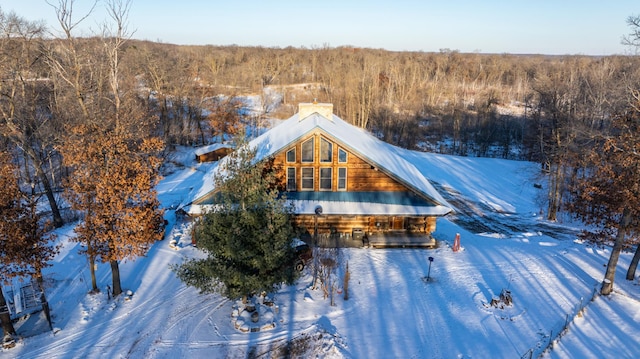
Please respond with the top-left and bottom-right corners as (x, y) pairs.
(320, 168), (332, 190)
(338, 167), (347, 190)
(286, 148), (296, 163)
(301, 167), (314, 190)
(287, 167), (296, 191)
(320, 138), (333, 163)
(338, 148), (347, 163)
(301, 138), (314, 162)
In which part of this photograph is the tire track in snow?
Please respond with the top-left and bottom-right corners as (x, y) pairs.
(126, 289), (228, 357)
(157, 293), (229, 345)
(433, 183), (580, 241)
(117, 284), (233, 358)
(19, 282), (196, 357)
(412, 276), (445, 359)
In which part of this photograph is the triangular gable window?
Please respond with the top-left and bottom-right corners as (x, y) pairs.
(286, 148), (296, 162)
(338, 148), (347, 163)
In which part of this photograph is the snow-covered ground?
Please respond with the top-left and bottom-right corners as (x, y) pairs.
(4, 146), (640, 359)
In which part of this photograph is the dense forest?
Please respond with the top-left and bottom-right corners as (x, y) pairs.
(2, 3), (640, 221)
(2, 2), (640, 333)
(6, 40), (640, 214)
(120, 42), (640, 159)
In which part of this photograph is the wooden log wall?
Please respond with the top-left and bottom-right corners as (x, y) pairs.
(272, 131), (406, 192)
(293, 215), (436, 237)
(196, 147), (233, 162)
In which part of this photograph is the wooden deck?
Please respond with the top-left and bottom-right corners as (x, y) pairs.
(368, 232), (436, 248)
(313, 231), (436, 249)
(314, 234), (363, 248)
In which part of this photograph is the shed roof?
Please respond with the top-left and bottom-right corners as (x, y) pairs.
(193, 143), (234, 156)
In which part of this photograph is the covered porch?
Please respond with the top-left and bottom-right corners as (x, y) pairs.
(309, 228), (437, 249)
(287, 190), (448, 249)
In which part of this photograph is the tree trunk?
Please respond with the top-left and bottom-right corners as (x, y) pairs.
(110, 260), (122, 297)
(601, 208), (632, 295)
(35, 273), (53, 331)
(88, 248), (98, 293)
(27, 149), (64, 228)
(626, 244), (640, 281)
(0, 288), (16, 337)
(35, 163), (64, 228)
(547, 162), (562, 221)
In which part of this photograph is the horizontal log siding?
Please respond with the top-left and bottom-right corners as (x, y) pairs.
(196, 148), (233, 162)
(271, 131), (438, 237)
(273, 132), (406, 192)
(293, 215), (435, 237)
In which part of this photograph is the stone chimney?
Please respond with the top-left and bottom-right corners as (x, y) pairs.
(298, 102), (333, 121)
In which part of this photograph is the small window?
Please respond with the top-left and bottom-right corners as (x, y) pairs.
(301, 167), (314, 190)
(320, 168), (332, 190)
(286, 148), (296, 163)
(287, 167), (296, 191)
(301, 138), (314, 162)
(338, 148), (347, 163)
(320, 138), (333, 163)
(338, 167), (347, 190)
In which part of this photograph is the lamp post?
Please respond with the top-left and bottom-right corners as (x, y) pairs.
(426, 256), (434, 282)
(314, 205), (322, 246)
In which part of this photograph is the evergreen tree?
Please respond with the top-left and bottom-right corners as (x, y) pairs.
(174, 137), (298, 299)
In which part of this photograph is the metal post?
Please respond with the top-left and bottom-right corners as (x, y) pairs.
(427, 256), (434, 281)
(314, 205), (322, 246)
(314, 214), (318, 246)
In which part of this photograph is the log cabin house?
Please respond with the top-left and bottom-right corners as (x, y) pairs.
(183, 102), (452, 247)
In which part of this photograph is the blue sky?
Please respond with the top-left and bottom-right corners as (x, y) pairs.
(1, 0), (638, 55)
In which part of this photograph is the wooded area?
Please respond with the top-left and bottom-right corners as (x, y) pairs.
(2, 1), (640, 332)
(6, 36), (640, 213)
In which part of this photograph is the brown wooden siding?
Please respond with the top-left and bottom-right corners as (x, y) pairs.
(272, 132), (407, 192)
(196, 147), (233, 162)
(292, 215), (436, 238)
(270, 131), (439, 237)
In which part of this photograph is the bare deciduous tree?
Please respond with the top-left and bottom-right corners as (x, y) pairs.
(0, 9), (64, 227)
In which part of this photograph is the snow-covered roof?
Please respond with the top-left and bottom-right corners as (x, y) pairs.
(193, 143), (233, 156)
(182, 103), (452, 215)
(187, 191), (451, 217)
(187, 200), (451, 217)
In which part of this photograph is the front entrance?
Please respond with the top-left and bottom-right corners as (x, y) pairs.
(392, 216), (404, 230)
